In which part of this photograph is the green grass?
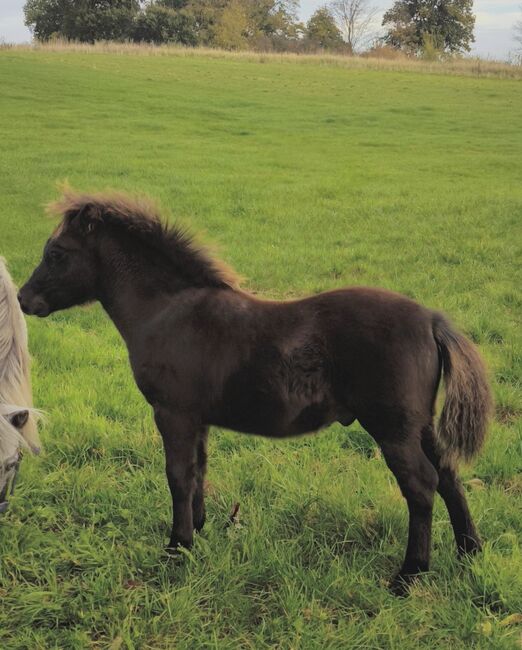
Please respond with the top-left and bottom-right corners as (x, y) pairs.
(0, 49), (521, 649)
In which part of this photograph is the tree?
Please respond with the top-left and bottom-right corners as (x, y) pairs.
(24, 0), (69, 41)
(306, 7), (343, 49)
(515, 9), (522, 55)
(133, 4), (197, 45)
(213, 0), (251, 49)
(180, 0), (227, 46)
(382, 0), (475, 55)
(23, 0), (303, 48)
(24, 0), (141, 42)
(157, 0), (188, 7)
(209, 0), (302, 50)
(246, 0), (301, 40)
(328, 0), (377, 53)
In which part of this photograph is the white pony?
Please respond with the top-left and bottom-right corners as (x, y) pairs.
(0, 257), (41, 512)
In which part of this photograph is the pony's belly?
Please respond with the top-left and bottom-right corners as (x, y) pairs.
(288, 402), (355, 435)
(212, 397), (353, 438)
(214, 349), (353, 436)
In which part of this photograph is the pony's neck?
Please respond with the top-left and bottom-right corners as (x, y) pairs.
(95, 235), (207, 342)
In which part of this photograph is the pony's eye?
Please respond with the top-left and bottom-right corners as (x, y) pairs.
(47, 249), (65, 265)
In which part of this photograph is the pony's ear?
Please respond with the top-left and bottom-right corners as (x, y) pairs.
(8, 410), (29, 430)
(70, 203), (98, 234)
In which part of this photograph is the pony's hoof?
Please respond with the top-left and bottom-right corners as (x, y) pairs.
(164, 545), (188, 564)
(389, 572), (417, 597)
(193, 513), (206, 533)
(458, 535), (482, 557)
(165, 536), (192, 558)
(165, 544), (179, 555)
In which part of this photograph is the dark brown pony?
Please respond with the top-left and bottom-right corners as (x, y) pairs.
(19, 190), (492, 593)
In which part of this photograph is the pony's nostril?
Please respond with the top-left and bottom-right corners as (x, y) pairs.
(17, 290), (48, 317)
(18, 297), (31, 315)
(17, 290), (30, 312)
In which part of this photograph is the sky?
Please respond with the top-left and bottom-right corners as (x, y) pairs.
(0, 0), (520, 60)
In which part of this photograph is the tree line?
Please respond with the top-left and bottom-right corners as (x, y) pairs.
(24, 1), (477, 57)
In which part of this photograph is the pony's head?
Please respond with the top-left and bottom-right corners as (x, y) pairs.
(18, 196), (101, 317)
(0, 405), (33, 514)
(0, 257), (41, 513)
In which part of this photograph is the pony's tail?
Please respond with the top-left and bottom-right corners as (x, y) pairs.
(0, 257), (40, 453)
(433, 314), (492, 467)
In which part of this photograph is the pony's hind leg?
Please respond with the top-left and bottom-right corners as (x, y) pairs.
(363, 418), (439, 595)
(421, 424), (482, 555)
(381, 439), (438, 593)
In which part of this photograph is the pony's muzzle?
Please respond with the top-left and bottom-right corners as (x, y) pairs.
(0, 452), (21, 514)
(17, 288), (50, 317)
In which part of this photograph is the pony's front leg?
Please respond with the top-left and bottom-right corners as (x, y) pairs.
(193, 427), (208, 532)
(154, 406), (199, 551)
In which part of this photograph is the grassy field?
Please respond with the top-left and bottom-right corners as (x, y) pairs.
(0, 48), (521, 649)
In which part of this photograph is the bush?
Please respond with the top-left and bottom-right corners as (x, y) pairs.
(133, 5), (197, 45)
(362, 44), (407, 60)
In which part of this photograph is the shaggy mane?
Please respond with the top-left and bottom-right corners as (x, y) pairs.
(49, 190), (241, 290)
(0, 257), (40, 461)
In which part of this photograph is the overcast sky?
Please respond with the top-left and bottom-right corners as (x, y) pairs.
(0, 0), (520, 60)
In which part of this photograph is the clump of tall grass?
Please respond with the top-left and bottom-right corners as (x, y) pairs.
(8, 39), (522, 80)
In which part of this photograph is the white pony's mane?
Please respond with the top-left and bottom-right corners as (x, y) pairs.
(0, 257), (40, 470)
